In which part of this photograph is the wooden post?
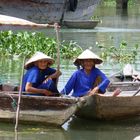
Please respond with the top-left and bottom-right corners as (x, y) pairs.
(15, 57), (25, 131)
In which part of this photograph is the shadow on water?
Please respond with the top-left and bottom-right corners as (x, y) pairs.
(0, 116), (140, 140)
(62, 116), (140, 140)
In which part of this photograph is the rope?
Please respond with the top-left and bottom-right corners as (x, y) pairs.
(2, 92), (17, 111)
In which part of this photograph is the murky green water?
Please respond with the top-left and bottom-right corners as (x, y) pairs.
(0, 1), (140, 140)
(0, 117), (140, 140)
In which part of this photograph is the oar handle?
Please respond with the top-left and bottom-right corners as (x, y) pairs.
(133, 88), (140, 96)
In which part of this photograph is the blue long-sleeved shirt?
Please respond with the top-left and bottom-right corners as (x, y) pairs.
(61, 67), (110, 97)
(22, 66), (56, 91)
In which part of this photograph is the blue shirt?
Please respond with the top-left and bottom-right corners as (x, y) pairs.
(22, 66), (56, 91)
(61, 67), (110, 97)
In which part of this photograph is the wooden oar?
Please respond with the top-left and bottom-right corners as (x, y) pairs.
(54, 23), (61, 85)
(15, 57), (26, 131)
(133, 88), (140, 96)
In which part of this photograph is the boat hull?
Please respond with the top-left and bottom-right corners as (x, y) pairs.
(107, 81), (140, 92)
(0, 92), (78, 126)
(0, 0), (65, 24)
(63, 0), (100, 21)
(0, 0), (100, 24)
(76, 92), (140, 120)
(63, 20), (99, 29)
(108, 73), (140, 91)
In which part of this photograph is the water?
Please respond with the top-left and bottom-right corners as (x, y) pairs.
(0, 117), (140, 140)
(1, 1), (140, 140)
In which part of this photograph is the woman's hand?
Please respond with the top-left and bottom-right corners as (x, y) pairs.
(43, 70), (62, 83)
(54, 70), (62, 78)
(43, 77), (52, 83)
(42, 89), (53, 96)
(88, 87), (99, 96)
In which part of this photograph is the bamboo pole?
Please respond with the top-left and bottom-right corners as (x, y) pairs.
(54, 23), (61, 85)
(15, 57), (25, 132)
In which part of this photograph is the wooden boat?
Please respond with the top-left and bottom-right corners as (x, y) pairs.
(0, 91), (79, 127)
(107, 81), (140, 92)
(76, 91), (140, 120)
(0, 15), (54, 30)
(63, 20), (99, 29)
(0, 0), (101, 24)
(107, 72), (140, 92)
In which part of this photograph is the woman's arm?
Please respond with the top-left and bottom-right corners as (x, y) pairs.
(88, 86), (99, 96)
(44, 70), (62, 83)
(61, 72), (77, 95)
(47, 70), (62, 79)
(88, 69), (110, 96)
(25, 82), (53, 96)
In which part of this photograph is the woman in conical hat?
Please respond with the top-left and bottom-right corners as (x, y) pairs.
(61, 49), (110, 97)
(22, 51), (61, 96)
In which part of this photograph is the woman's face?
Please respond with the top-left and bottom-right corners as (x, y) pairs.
(82, 59), (94, 71)
(35, 59), (49, 69)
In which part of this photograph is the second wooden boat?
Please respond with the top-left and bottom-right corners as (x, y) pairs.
(107, 81), (140, 92)
(63, 20), (99, 29)
(76, 91), (140, 120)
(108, 72), (140, 92)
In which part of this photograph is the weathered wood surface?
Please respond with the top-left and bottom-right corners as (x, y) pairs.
(107, 81), (140, 92)
(0, 0), (101, 24)
(63, 0), (101, 21)
(0, 0), (65, 24)
(0, 0), (100, 24)
(0, 15), (55, 30)
(76, 91), (140, 120)
(63, 20), (99, 29)
(0, 15), (55, 27)
(0, 92), (78, 126)
(108, 74), (140, 92)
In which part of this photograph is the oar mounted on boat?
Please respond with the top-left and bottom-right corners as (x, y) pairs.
(133, 87), (140, 96)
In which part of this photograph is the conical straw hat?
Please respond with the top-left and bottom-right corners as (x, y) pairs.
(24, 51), (54, 69)
(73, 49), (103, 66)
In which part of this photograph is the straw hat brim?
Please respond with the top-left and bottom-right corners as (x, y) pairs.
(24, 52), (54, 69)
(74, 58), (103, 66)
(73, 49), (103, 66)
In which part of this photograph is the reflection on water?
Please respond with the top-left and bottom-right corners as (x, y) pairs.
(63, 116), (140, 140)
(0, 122), (66, 140)
(0, 116), (140, 140)
(0, 57), (22, 85)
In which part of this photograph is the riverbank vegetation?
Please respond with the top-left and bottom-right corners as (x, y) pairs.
(0, 30), (139, 69)
(0, 31), (83, 60)
(102, 0), (136, 7)
(97, 40), (139, 68)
